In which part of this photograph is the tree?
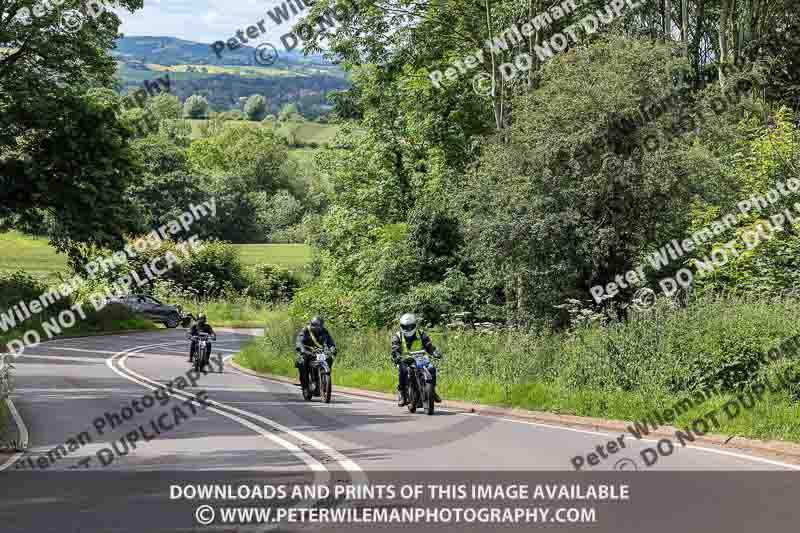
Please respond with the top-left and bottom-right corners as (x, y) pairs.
(464, 37), (715, 321)
(0, 0), (145, 263)
(187, 125), (290, 194)
(244, 94), (268, 121)
(131, 134), (190, 176)
(130, 171), (213, 237)
(183, 95), (209, 118)
(147, 93), (182, 121)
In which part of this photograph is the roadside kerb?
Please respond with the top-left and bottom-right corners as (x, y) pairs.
(228, 360), (800, 466)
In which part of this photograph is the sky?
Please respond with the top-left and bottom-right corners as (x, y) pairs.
(113, 0), (310, 45)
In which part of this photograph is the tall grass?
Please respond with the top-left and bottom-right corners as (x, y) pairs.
(236, 294), (800, 442)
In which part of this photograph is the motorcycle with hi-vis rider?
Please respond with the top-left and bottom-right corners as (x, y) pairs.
(391, 313), (444, 415)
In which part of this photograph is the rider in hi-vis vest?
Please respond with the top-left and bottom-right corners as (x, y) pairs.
(295, 316), (336, 390)
(391, 313), (441, 407)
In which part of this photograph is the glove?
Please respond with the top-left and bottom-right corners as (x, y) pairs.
(433, 350), (442, 359)
(330, 346), (337, 355)
(391, 354), (399, 365)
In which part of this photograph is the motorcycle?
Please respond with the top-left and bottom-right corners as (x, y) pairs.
(302, 347), (333, 403)
(191, 333), (216, 374)
(400, 349), (442, 415)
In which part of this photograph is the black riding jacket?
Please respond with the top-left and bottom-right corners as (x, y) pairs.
(190, 323), (215, 336)
(296, 326), (336, 355)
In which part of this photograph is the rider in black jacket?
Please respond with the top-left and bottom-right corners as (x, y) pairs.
(187, 313), (216, 362)
(295, 316), (336, 389)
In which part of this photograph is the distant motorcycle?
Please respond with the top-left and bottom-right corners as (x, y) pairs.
(302, 347), (333, 403)
(191, 333), (216, 374)
(400, 349), (442, 415)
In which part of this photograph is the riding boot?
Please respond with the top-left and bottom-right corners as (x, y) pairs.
(397, 389), (408, 407)
(433, 392), (442, 403)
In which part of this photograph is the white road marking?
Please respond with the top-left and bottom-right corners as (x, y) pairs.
(112, 343), (364, 480)
(0, 396), (29, 471)
(10, 354), (106, 364)
(107, 342), (328, 472)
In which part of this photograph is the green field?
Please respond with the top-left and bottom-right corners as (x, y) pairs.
(0, 232), (67, 277)
(232, 244), (312, 270)
(0, 231), (311, 275)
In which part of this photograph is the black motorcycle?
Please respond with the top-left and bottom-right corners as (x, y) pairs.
(400, 349), (442, 415)
(191, 333), (216, 374)
(302, 347), (333, 403)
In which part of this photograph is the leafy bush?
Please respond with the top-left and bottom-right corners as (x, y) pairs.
(245, 263), (299, 303)
(76, 238), (249, 299)
(0, 271), (49, 311)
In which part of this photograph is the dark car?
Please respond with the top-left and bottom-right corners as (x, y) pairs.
(108, 294), (193, 328)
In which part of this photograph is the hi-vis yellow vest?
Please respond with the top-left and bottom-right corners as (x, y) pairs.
(397, 331), (427, 353)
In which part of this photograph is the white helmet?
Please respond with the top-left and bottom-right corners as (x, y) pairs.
(399, 313), (417, 337)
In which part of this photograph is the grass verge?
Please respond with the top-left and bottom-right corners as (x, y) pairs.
(236, 297), (800, 444)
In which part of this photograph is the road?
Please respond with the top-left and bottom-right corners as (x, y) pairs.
(1, 330), (798, 532)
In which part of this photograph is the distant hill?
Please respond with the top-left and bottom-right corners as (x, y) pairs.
(113, 36), (349, 118)
(113, 36), (335, 69)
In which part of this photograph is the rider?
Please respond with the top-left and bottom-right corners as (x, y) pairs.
(187, 313), (216, 363)
(295, 316), (336, 390)
(391, 313), (441, 406)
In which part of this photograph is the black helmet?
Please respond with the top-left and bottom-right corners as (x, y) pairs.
(197, 313), (207, 325)
(309, 316), (324, 334)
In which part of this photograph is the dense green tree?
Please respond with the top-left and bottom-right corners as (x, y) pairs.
(147, 93), (182, 120)
(187, 125), (290, 193)
(183, 95), (209, 118)
(0, 0), (145, 263)
(244, 95), (268, 121)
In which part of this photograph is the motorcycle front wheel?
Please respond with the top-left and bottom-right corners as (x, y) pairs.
(424, 382), (435, 415)
(302, 370), (313, 400)
(407, 382), (418, 413)
(321, 372), (332, 403)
